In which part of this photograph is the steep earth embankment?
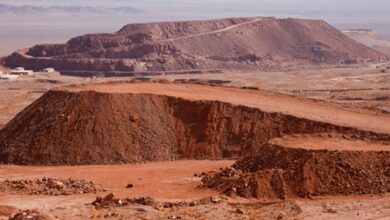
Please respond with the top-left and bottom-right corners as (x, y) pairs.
(201, 144), (390, 199)
(0, 83), (389, 165)
(4, 17), (387, 75)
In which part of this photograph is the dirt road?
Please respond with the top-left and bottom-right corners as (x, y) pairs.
(163, 18), (263, 42)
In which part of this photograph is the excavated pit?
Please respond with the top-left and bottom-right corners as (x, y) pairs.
(0, 82), (389, 165)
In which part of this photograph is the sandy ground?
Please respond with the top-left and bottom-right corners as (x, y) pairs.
(159, 66), (390, 115)
(0, 66), (390, 219)
(0, 160), (228, 219)
(1, 161), (389, 220)
(0, 160), (232, 200)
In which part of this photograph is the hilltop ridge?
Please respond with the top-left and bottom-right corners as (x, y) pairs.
(4, 17), (387, 76)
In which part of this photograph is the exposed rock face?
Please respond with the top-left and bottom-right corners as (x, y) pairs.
(0, 89), (388, 165)
(4, 17), (387, 75)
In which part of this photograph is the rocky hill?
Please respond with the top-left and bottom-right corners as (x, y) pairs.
(4, 17), (387, 76)
(342, 29), (390, 56)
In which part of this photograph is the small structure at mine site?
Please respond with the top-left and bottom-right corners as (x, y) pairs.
(43, 67), (55, 73)
(0, 74), (19, 80)
(0, 71), (20, 80)
(10, 67), (33, 76)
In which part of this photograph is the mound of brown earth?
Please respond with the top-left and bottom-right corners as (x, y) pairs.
(0, 82), (389, 165)
(0, 178), (99, 196)
(201, 144), (390, 200)
(4, 17), (387, 75)
(0, 205), (17, 217)
(8, 210), (52, 220)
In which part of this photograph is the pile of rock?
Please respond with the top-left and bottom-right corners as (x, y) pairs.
(0, 178), (98, 196)
(200, 167), (243, 194)
(8, 210), (51, 220)
(92, 193), (127, 209)
(92, 193), (226, 210)
(201, 144), (390, 200)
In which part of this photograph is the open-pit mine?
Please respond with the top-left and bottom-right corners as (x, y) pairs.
(0, 16), (389, 220)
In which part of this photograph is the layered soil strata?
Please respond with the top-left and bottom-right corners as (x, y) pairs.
(4, 17), (387, 75)
(0, 83), (388, 165)
(201, 144), (390, 199)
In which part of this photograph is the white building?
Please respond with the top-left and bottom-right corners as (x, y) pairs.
(43, 68), (55, 73)
(0, 74), (19, 80)
(10, 67), (33, 76)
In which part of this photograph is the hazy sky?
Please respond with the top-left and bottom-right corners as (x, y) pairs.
(2, 0), (389, 12)
(0, 0), (389, 55)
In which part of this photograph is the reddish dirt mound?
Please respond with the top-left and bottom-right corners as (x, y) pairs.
(8, 210), (52, 220)
(4, 17), (387, 75)
(0, 84), (389, 165)
(0, 178), (99, 196)
(201, 144), (390, 199)
(0, 205), (17, 217)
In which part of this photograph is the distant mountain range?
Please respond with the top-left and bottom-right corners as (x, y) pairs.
(0, 4), (143, 14)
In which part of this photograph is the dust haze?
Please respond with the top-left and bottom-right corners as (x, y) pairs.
(0, 0), (389, 56)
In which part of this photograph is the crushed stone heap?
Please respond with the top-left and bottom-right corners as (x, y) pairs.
(201, 144), (390, 199)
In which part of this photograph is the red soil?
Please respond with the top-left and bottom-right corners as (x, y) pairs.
(271, 133), (389, 152)
(0, 82), (388, 165)
(0, 160), (232, 200)
(0, 205), (17, 217)
(201, 144), (390, 200)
